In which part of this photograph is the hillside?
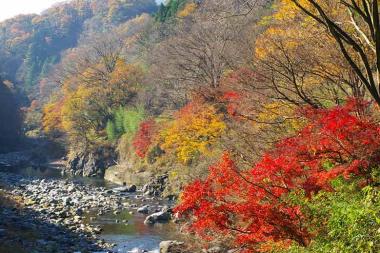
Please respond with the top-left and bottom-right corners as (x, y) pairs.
(0, 0), (157, 100)
(0, 0), (158, 141)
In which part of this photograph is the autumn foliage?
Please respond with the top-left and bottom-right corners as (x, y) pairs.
(161, 101), (226, 164)
(20, 1), (380, 252)
(132, 119), (156, 158)
(42, 100), (64, 135)
(175, 100), (380, 251)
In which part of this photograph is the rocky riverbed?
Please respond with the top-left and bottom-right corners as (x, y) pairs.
(0, 171), (182, 253)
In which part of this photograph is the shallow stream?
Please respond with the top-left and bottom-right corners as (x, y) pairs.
(7, 166), (184, 252)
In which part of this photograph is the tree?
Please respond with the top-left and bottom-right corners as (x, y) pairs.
(106, 120), (118, 142)
(217, 67), (307, 165)
(132, 119), (156, 158)
(161, 100), (226, 164)
(43, 35), (144, 147)
(61, 84), (101, 145)
(285, 0), (380, 106)
(175, 99), (380, 251)
(151, 0), (259, 96)
(155, 0), (188, 22)
(253, 1), (369, 109)
(42, 100), (64, 136)
(177, 3), (197, 18)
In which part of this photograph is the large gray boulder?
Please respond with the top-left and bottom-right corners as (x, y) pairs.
(144, 208), (171, 225)
(144, 207), (172, 225)
(64, 149), (115, 178)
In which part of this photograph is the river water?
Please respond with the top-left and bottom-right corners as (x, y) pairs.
(87, 203), (183, 252)
(8, 166), (184, 253)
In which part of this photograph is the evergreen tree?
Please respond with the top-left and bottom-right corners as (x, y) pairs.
(106, 106), (145, 142)
(24, 45), (37, 89)
(155, 0), (188, 22)
(114, 107), (125, 134)
(106, 120), (118, 141)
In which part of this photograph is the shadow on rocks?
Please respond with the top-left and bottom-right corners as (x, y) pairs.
(0, 193), (105, 253)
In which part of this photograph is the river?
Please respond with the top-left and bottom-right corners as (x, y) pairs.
(1, 165), (185, 253)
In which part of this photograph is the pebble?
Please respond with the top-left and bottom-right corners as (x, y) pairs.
(0, 171), (177, 253)
(0, 172), (122, 251)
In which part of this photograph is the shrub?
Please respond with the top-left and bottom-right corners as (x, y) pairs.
(175, 99), (380, 252)
(132, 119), (157, 158)
(106, 106), (145, 142)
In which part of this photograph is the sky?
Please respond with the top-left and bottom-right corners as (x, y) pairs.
(0, 0), (164, 22)
(0, 0), (63, 22)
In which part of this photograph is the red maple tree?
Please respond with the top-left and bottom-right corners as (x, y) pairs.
(132, 119), (156, 158)
(175, 99), (380, 251)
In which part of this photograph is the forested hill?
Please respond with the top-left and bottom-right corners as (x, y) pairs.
(0, 0), (158, 147)
(0, 0), (157, 100)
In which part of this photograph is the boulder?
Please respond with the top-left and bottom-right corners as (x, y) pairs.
(64, 148), (116, 178)
(159, 241), (187, 253)
(142, 174), (169, 197)
(82, 153), (100, 177)
(127, 184), (137, 193)
(137, 205), (150, 214)
(112, 185), (137, 193)
(112, 186), (129, 193)
(144, 209), (171, 225)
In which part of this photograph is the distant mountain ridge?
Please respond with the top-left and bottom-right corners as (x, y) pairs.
(0, 0), (157, 99)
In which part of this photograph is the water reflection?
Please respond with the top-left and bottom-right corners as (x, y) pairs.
(88, 206), (183, 252)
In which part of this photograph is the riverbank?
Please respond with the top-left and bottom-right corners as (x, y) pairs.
(0, 170), (195, 253)
(0, 171), (120, 252)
